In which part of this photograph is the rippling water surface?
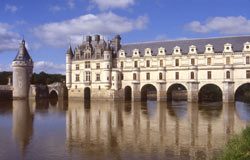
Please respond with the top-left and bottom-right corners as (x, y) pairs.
(0, 100), (250, 160)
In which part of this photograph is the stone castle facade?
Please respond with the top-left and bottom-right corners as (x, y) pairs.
(66, 35), (250, 102)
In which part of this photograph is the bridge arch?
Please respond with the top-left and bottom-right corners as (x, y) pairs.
(84, 87), (91, 101)
(166, 83), (187, 101)
(49, 89), (58, 99)
(141, 84), (157, 101)
(235, 83), (250, 102)
(124, 86), (132, 101)
(198, 84), (222, 102)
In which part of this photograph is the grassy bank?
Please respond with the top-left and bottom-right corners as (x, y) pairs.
(217, 127), (250, 160)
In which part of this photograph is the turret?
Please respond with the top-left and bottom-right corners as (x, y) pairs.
(66, 45), (73, 89)
(112, 35), (121, 52)
(12, 39), (33, 99)
(102, 42), (112, 89)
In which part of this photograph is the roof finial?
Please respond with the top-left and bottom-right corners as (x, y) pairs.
(21, 35), (25, 45)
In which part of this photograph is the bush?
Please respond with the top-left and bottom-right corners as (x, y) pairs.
(217, 127), (250, 160)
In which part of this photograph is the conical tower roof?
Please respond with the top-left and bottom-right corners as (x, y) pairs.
(14, 39), (33, 62)
(66, 45), (74, 56)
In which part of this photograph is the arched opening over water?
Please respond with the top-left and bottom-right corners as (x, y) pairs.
(141, 84), (157, 101)
(167, 83), (187, 101)
(124, 86), (132, 101)
(198, 84), (222, 102)
(49, 90), (58, 106)
(235, 83), (250, 102)
(84, 87), (91, 101)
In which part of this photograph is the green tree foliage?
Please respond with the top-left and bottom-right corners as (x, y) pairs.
(0, 71), (65, 85)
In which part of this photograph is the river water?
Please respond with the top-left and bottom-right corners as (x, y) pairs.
(0, 100), (250, 160)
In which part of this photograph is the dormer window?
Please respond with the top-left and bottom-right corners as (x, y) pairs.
(224, 43), (233, 53)
(119, 50), (125, 58)
(145, 48), (152, 56)
(173, 46), (181, 55)
(189, 45), (197, 54)
(133, 49), (140, 57)
(243, 42), (250, 52)
(205, 44), (214, 54)
(158, 47), (165, 55)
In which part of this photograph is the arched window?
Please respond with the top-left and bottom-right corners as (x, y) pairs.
(226, 71), (230, 79)
(159, 72), (163, 80)
(133, 73), (137, 80)
(190, 72), (194, 79)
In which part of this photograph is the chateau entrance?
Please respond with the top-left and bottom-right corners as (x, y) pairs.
(167, 83), (187, 101)
(199, 84), (222, 102)
(235, 83), (250, 102)
(124, 86), (132, 101)
(84, 87), (91, 101)
(141, 84), (157, 101)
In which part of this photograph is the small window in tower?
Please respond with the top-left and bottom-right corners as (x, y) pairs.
(121, 61), (124, 68)
(134, 61), (138, 68)
(146, 73), (150, 80)
(121, 74), (124, 80)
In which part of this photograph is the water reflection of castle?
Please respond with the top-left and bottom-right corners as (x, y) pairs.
(66, 101), (248, 159)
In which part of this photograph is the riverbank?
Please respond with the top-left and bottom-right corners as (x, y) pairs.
(217, 127), (250, 160)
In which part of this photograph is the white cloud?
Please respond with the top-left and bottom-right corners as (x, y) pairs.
(91, 0), (134, 10)
(34, 61), (65, 74)
(186, 16), (250, 35)
(0, 23), (20, 53)
(5, 4), (18, 13)
(49, 5), (63, 12)
(33, 12), (148, 47)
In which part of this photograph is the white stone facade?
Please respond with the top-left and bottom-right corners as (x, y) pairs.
(66, 35), (250, 102)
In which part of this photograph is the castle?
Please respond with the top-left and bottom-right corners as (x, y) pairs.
(65, 35), (250, 102)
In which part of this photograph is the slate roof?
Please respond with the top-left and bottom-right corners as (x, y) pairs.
(14, 40), (33, 62)
(121, 35), (250, 56)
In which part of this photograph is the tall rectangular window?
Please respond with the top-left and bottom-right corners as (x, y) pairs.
(85, 61), (90, 68)
(226, 57), (230, 65)
(226, 71), (230, 79)
(96, 63), (100, 69)
(134, 61), (138, 68)
(207, 58), (211, 65)
(86, 72), (90, 81)
(247, 70), (250, 78)
(190, 72), (194, 79)
(133, 73), (137, 80)
(120, 61), (124, 68)
(175, 59), (179, 66)
(96, 74), (100, 81)
(75, 74), (80, 81)
(146, 73), (150, 80)
(146, 60), (150, 67)
(76, 64), (79, 70)
(175, 72), (179, 80)
(246, 56), (250, 64)
(207, 71), (212, 79)
(191, 59), (195, 66)
(160, 60), (163, 67)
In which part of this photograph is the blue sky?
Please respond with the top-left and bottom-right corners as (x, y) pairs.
(0, 0), (250, 74)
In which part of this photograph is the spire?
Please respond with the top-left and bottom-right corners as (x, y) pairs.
(13, 39), (33, 62)
(66, 45), (74, 56)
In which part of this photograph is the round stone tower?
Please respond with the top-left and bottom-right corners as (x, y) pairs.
(66, 45), (73, 89)
(12, 39), (33, 99)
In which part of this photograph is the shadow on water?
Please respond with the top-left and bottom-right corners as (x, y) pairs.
(198, 102), (223, 120)
(167, 101), (188, 119)
(235, 101), (250, 122)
